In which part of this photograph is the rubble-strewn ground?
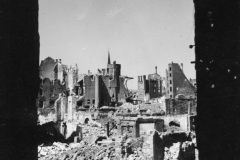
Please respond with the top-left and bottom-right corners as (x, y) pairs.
(38, 120), (148, 160)
(38, 102), (197, 160)
(38, 120), (197, 160)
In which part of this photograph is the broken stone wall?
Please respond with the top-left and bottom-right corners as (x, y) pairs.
(76, 111), (92, 124)
(137, 75), (147, 101)
(141, 131), (164, 160)
(117, 77), (129, 104)
(163, 132), (196, 160)
(149, 79), (159, 99)
(161, 115), (189, 132)
(153, 131), (164, 160)
(84, 75), (96, 107)
(41, 78), (53, 108)
(101, 76), (111, 106)
(176, 79), (196, 98)
(165, 99), (197, 115)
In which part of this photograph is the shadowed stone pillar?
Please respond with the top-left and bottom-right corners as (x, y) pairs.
(68, 96), (73, 121)
(95, 75), (99, 108)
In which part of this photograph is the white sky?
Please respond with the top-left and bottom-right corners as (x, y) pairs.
(39, 0), (195, 89)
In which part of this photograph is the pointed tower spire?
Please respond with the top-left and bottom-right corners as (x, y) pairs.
(76, 63), (78, 73)
(108, 50), (111, 65)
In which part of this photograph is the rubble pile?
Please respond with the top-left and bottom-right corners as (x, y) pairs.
(164, 126), (185, 133)
(116, 103), (164, 116)
(139, 103), (164, 114)
(38, 119), (162, 160)
(38, 142), (71, 159)
(81, 124), (106, 144)
(164, 142), (181, 160)
(163, 132), (197, 160)
(37, 103), (197, 160)
(38, 141), (102, 160)
(38, 112), (56, 125)
(164, 141), (196, 160)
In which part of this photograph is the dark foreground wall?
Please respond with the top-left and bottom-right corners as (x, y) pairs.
(194, 0), (240, 159)
(0, 1), (39, 160)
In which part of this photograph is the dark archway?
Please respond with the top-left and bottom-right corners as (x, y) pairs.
(84, 118), (89, 124)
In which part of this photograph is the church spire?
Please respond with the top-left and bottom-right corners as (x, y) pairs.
(108, 50), (111, 65)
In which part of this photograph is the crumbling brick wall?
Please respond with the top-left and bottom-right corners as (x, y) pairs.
(176, 79), (196, 98)
(117, 77), (129, 103)
(84, 75), (96, 106)
(149, 80), (159, 99)
(165, 99), (197, 115)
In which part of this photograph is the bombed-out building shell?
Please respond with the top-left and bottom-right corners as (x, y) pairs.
(83, 53), (133, 108)
(166, 62), (195, 98)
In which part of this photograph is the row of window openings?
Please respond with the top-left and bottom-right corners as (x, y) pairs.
(166, 87), (172, 94)
(167, 80), (172, 88)
(167, 73), (172, 79)
(87, 99), (95, 104)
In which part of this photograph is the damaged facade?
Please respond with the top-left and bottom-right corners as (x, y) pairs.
(37, 54), (133, 110)
(37, 58), (197, 160)
(166, 62), (196, 98)
(38, 57), (68, 109)
(82, 56), (133, 108)
(137, 66), (163, 102)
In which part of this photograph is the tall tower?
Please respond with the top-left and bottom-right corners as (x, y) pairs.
(106, 51), (121, 105)
(108, 50), (111, 65)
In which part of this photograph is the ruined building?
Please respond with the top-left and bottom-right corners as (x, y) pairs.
(82, 53), (133, 108)
(137, 67), (162, 101)
(37, 56), (80, 121)
(165, 63), (195, 98)
(37, 53), (133, 113)
(38, 57), (68, 109)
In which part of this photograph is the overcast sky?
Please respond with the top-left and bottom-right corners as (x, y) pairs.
(39, 0), (195, 89)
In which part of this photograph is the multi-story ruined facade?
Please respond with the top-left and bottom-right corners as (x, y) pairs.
(165, 62), (195, 98)
(83, 53), (133, 108)
(38, 53), (133, 112)
(38, 57), (68, 109)
(37, 54), (132, 139)
(37, 57), (80, 109)
(137, 67), (162, 101)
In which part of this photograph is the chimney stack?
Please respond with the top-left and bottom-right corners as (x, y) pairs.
(143, 75), (146, 81)
(102, 69), (105, 75)
(59, 59), (61, 63)
(155, 66), (157, 74)
(56, 59), (58, 62)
